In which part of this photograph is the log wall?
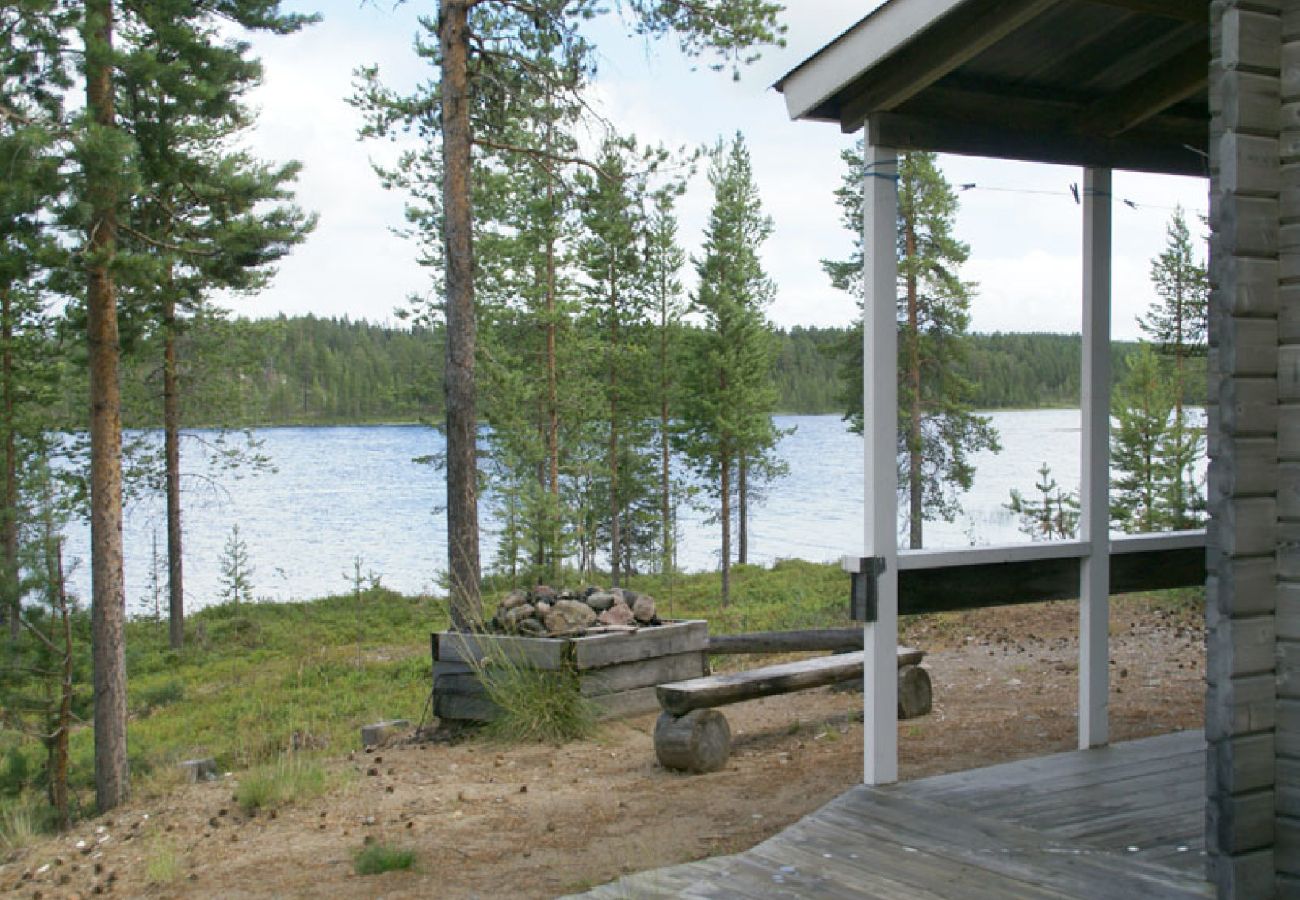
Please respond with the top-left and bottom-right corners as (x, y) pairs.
(1208, 2), (1288, 894)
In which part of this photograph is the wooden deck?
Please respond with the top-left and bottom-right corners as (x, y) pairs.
(575, 729), (1211, 899)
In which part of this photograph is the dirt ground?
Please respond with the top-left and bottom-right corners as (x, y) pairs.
(1, 596), (1205, 899)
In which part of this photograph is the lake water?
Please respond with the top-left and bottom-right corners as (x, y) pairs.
(59, 410), (1189, 614)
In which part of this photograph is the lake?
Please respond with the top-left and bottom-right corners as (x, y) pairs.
(59, 410), (1187, 614)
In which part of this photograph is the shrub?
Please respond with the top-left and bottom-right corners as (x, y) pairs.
(354, 842), (416, 876)
(145, 841), (181, 884)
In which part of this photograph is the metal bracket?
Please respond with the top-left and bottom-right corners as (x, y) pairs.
(848, 556), (887, 623)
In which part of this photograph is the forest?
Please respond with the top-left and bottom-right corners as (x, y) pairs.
(42, 315), (1149, 428)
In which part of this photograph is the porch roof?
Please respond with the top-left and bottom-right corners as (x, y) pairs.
(774, 0), (1209, 177)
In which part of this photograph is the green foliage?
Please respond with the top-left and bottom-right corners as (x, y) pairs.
(235, 754), (331, 814)
(219, 524), (255, 606)
(1111, 344), (1177, 532)
(144, 840), (181, 884)
(354, 842), (416, 876)
(1006, 463), (1079, 540)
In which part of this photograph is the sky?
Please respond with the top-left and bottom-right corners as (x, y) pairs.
(237, 1), (1209, 341)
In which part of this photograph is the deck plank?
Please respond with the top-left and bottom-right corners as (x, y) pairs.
(571, 730), (1212, 899)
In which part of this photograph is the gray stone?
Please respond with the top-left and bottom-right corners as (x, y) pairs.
(632, 594), (656, 624)
(586, 591), (616, 612)
(179, 757), (217, 783)
(532, 585), (558, 603)
(516, 618), (548, 637)
(503, 604), (537, 629)
(500, 589), (529, 611)
(543, 599), (596, 634)
(534, 601), (551, 616)
(598, 602), (635, 627)
(360, 720), (409, 748)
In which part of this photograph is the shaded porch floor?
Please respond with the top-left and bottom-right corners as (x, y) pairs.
(575, 729), (1211, 899)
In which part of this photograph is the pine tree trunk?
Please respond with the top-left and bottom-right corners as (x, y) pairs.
(163, 293), (184, 650)
(50, 535), (71, 832)
(720, 438), (731, 606)
(905, 217), (924, 550)
(1172, 279), (1185, 526)
(544, 129), (559, 502)
(1, 288), (18, 641)
(738, 454), (748, 565)
(84, 0), (130, 812)
(608, 282), (621, 587)
(660, 310), (671, 575)
(439, 0), (481, 628)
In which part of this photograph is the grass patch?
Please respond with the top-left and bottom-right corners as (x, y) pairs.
(235, 755), (332, 814)
(145, 840), (181, 884)
(0, 795), (43, 852)
(354, 842), (416, 875)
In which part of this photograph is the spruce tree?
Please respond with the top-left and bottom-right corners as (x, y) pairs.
(824, 143), (999, 549)
(678, 134), (783, 603)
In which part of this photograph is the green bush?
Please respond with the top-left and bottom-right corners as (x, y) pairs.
(471, 650), (596, 745)
(354, 842), (415, 876)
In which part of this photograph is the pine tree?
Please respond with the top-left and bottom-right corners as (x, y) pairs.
(1111, 344), (1176, 533)
(1139, 207), (1207, 529)
(1006, 462), (1079, 540)
(114, 0), (315, 649)
(678, 134), (784, 603)
(824, 144), (999, 549)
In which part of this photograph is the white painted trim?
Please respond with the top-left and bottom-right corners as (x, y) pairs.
(862, 133), (899, 787)
(898, 540), (1091, 570)
(778, 0), (972, 121)
(1111, 530), (1206, 554)
(1079, 167), (1112, 751)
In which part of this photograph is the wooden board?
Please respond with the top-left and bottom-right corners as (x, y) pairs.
(590, 686), (660, 719)
(706, 628), (866, 654)
(578, 651), (707, 697)
(433, 631), (569, 669)
(572, 620), (708, 669)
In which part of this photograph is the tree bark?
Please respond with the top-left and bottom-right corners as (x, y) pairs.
(905, 216), (923, 550)
(439, 0), (481, 628)
(49, 534), (71, 831)
(737, 454), (748, 565)
(84, 0), (130, 813)
(1, 288), (18, 641)
(660, 295), (672, 575)
(608, 276), (621, 587)
(162, 291), (184, 649)
(719, 364), (731, 604)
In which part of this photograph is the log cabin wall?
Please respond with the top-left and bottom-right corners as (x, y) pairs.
(1278, 3), (1300, 890)
(1208, 1), (1294, 895)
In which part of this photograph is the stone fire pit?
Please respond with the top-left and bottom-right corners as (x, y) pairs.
(432, 585), (707, 723)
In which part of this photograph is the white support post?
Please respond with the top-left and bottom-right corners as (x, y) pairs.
(1079, 167), (1112, 750)
(862, 132), (899, 785)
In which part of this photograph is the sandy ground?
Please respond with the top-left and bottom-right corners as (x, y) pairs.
(0, 596), (1205, 899)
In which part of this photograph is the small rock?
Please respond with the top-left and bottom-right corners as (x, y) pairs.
(532, 585), (558, 603)
(360, 721), (409, 748)
(500, 589), (530, 611)
(632, 594), (656, 624)
(503, 605), (537, 630)
(543, 599), (596, 634)
(534, 602), (551, 616)
(516, 618), (548, 637)
(585, 591), (616, 612)
(598, 602), (635, 627)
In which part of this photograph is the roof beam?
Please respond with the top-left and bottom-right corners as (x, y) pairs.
(1076, 40), (1208, 137)
(1081, 0), (1208, 24)
(867, 111), (1208, 177)
(839, 0), (1059, 129)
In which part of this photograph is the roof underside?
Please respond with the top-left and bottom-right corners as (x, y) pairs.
(777, 0), (1208, 177)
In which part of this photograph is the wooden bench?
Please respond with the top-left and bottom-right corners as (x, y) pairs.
(654, 646), (931, 773)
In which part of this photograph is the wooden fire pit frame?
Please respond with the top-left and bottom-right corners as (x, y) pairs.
(431, 619), (709, 723)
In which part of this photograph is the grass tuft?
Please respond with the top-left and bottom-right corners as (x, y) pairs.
(235, 755), (332, 814)
(145, 840), (181, 884)
(354, 842), (416, 875)
(0, 796), (42, 852)
(471, 649), (596, 745)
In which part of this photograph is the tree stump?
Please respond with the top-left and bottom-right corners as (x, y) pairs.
(897, 665), (932, 719)
(654, 709), (731, 774)
(179, 757), (217, 783)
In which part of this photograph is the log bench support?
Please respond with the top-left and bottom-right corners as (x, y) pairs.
(653, 647), (930, 773)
